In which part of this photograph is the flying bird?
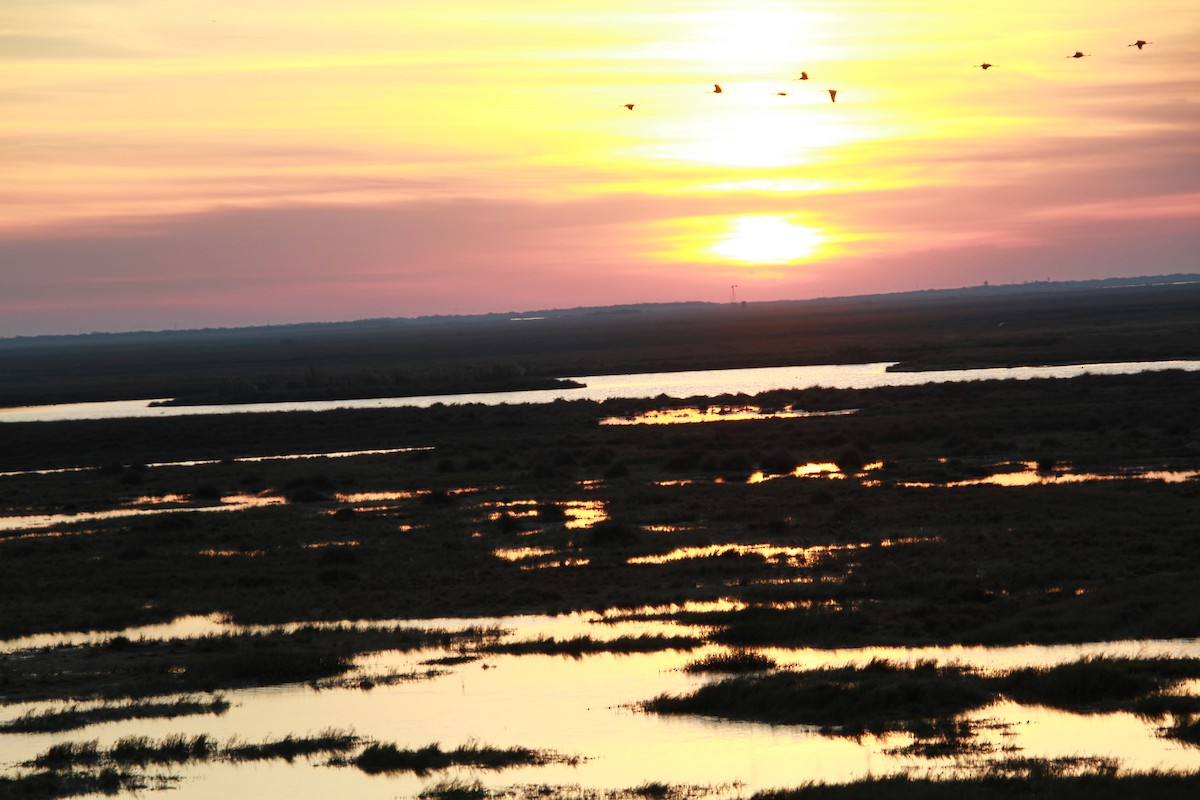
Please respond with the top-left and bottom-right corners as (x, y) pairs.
(774, 91), (789, 96)
(827, 89), (837, 103)
(1128, 40), (1152, 49)
(796, 71), (809, 80)
(1067, 51), (1090, 58)
(623, 103), (635, 110)
(974, 63), (994, 70)
(711, 84), (723, 93)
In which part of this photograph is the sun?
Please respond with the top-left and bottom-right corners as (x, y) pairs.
(712, 215), (824, 264)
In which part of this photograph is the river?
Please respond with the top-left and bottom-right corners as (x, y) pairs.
(3, 359), (1199, 423)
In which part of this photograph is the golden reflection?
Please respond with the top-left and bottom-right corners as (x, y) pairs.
(597, 599), (746, 619)
(644, 524), (694, 533)
(0, 494), (285, 533)
(335, 491), (418, 503)
(125, 494), (189, 506)
(563, 500), (608, 529)
(521, 558), (591, 571)
(198, 548), (266, 558)
(629, 543), (816, 568)
(300, 540), (360, 550)
(897, 462), (1200, 489)
(600, 406), (854, 426)
(794, 462), (843, 477)
(629, 537), (937, 567)
(493, 546), (558, 562)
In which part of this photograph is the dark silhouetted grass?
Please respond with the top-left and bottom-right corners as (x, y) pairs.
(2, 625), (502, 704)
(646, 659), (993, 734)
(748, 767), (1200, 800)
(484, 634), (702, 657)
(683, 650), (777, 674)
(223, 729), (360, 762)
(646, 657), (1200, 739)
(0, 695), (229, 734)
(417, 777), (489, 800)
(0, 768), (148, 799)
(352, 741), (579, 775)
(28, 728), (359, 770)
(994, 657), (1200, 713)
(1163, 715), (1200, 746)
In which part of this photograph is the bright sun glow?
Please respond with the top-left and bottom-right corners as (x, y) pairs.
(713, 216), (825, 264)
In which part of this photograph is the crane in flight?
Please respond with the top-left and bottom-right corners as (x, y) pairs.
(1067, 50), (1090, 59)
(827, 89), (837, 103)
(974, 62), (994, 70)
(1128, 40), (1152, 49)
(711, 84), (723, 93)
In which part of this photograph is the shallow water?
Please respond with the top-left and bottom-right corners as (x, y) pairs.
(4, 359), (1198, 423)
(0, 493), (285, 533)
(600, 406), (857, 426)
(3, 611), (1200, 798)
(0, 446), (430, 478)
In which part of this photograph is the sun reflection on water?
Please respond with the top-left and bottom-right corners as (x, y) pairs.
(600, 405), (854, 426)
(894, 462), (1200, 489)
(0, 493), (286, 533)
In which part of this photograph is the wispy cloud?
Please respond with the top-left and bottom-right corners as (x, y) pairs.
(2, 0), (1197, 334)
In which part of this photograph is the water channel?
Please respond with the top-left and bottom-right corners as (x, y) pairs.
(3, 359), (1199, 423)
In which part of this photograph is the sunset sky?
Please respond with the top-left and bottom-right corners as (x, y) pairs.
(2, 1), (1197, 336)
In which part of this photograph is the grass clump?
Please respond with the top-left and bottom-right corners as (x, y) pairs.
(418, 777), (489, 800)
(646, 656), (1200, 752)
(994, 657), (1200, 713)
(646, 659), (993, 735)
(747, 760), (1200, 799)
(352, 741), (578, 775)
(0, 767), (148, 799)
(28, 729), (359, 770)
(1162, 714), (1200, 746)
(484, 634), (701, 657)
(224, 729), (360, 761)
(683, 650), (777, 674)
(0, 695), (230, 734)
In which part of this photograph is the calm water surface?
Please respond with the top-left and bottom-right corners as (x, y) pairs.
(4, 360), (1198, 423)
(3, 613), (1200, 798)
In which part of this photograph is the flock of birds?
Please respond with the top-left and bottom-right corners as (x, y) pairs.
(621, 40), (1154, 108)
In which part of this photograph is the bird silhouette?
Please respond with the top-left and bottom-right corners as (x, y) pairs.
(974, 63), (994, 70)
(623, 103), (635, 110)
(796, 71), (809, 80)
(1067, 51), (1090, 59)
(827, 89), (837, 103)
(711, 84), (723, 93)
(774, 92), (789, 96)
(1128, 40), (1152, 49)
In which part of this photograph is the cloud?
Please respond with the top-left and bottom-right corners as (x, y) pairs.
(0, 34), (147, 59)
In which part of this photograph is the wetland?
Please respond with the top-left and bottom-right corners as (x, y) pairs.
(2, 280), (1200, 798)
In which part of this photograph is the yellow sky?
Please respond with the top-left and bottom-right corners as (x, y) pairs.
(2, 1), (1198, 333)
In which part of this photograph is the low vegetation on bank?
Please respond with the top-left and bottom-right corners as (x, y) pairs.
(644, 657), (1200, 745)
(4, 730), (580, 798)
(0, 695), (230, 734)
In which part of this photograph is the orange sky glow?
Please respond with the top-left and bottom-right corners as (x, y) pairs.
(2, 1), (1197, 335)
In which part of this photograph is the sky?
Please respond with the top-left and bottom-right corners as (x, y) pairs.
(2, 1), (1198, 336)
